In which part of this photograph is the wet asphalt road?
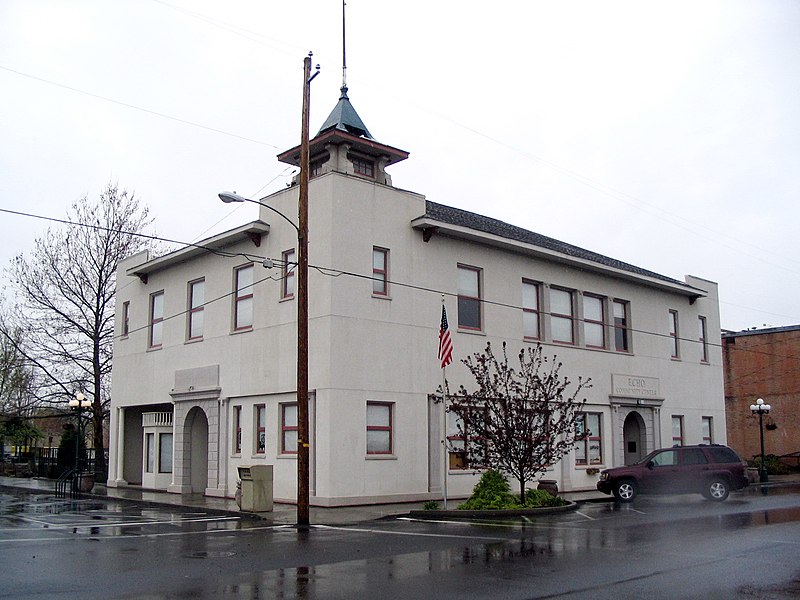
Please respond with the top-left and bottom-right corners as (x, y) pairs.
(1, 488), (799, 599)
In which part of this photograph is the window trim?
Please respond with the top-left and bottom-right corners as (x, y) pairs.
(121, 300), (130, 338)
(447, 405), (488, 470)
(702, 416), (713, 444)
(457, 264), (482, 331)
(522, 279), (541, 341)
(613, 299), (630, 353)
(255, 404), (266, 455)
(671, 415), (684, 446)
(583, 294), (606, 349)
(575, 412), (603, 466)
(351, 154), (375, 178)
(233, 405), (242, 455)
(372, 247), (389, 297)
(282, 249), (296, 300)
(281, 403), (298, 455)
(669, 310), (680, 359)
(148, 291), (164, 350)
(158, 432), (173, 474)
(366, 401), (393, 455)
(187, 278), (205, 341)
(550, 287), (575, 345)
(698, 315), (709, 363)
(233, 263), (254, 331)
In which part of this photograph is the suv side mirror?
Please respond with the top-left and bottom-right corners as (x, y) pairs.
(647, 460), (656, 470)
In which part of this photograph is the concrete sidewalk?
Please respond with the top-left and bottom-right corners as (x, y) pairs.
(0, 475), (608, 524)
(2, 474), (798, 525)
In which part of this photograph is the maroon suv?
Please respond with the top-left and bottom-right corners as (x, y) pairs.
(597, 444), (749, 502)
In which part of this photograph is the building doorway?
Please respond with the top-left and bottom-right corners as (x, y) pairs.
(623, 411), (646, 465)
(185, 407), (209, 494)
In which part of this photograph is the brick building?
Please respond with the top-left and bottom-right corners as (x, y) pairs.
(723, 325), (800, 462)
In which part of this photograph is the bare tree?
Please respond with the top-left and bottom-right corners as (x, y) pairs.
(0, 315), (39, 417)
(5, 183), (154, 477)
(445, 342), (591, 503)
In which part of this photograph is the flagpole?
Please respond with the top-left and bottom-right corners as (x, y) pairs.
(440, 295), (448, 510)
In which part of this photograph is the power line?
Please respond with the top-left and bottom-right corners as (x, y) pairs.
(0, 64), (282, 150)
(4, 206), (799, 374)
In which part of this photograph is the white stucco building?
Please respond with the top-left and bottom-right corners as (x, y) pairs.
(108, 85), (726, 505)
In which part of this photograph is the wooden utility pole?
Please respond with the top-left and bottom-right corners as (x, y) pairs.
(296, 53), (312, 527)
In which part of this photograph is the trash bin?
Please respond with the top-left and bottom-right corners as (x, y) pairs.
(237, 465), (273, 512)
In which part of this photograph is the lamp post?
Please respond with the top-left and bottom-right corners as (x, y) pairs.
(69, 392), (91, 492)
(749, 398), (771, 483)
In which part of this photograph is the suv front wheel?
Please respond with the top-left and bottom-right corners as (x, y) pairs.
(703, 479), (730, 502)
(613, 479), (637, 502)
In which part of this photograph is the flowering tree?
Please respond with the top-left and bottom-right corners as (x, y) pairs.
(445, 342), (591, 503)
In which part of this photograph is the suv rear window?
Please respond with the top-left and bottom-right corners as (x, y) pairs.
(707, 446), (741, 463)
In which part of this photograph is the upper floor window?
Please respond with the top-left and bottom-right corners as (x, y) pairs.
(372, 247), (389, 296)
(310, 159), (324, 178)
(234, 264), (254, 330)
(698, 316), (709, 362)
(121, 301), (130, 337)
(366, 402), (393, 454)
(583, 295), (605, 349)
(352, 156), (375, 178)
(613, 300), (630, 352)
(255, 405), (266, 454)
(188, 279), (204, 341)
(550, 288), (575, 344)
(457, 265), (482, 330)
(522, 280), (541, 340)
(149, 291), (164, 349)
(669, 310), (680, 358)
(282, 250), (296, 299)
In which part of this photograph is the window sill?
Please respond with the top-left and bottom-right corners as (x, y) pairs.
(147, 345), (162, 352)
(231, 327), (253, 335)
(279, 296), (294, 303)
(185, 337), (203, 345)
(277, 453), (297, 460)
(366, 454), (397, 460)
(457, 328), (486, 336)
(372, 293), (391, 301)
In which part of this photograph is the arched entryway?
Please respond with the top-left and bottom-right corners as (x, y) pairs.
(185, 407), (209, 494)
(623, 411), (646, 465)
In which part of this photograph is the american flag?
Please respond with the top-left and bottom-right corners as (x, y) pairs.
(438, 304), (454, 369)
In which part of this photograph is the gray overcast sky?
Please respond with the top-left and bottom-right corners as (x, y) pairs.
(1, 0), (798, 332)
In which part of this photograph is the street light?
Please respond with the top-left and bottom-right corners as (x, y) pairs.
(69, 391), (91, 494)
(749, 398), (772, 483)
(218, 53), (318, 527)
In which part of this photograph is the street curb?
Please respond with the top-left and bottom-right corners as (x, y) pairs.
(407, 500), (578, 520)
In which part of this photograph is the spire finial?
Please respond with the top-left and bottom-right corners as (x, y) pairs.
(342, 0), (347, 89)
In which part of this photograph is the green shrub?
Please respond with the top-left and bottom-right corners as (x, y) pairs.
(750, 455), (791, 475)
(422, 500), (440, 511)
(458, 470), (567, 510)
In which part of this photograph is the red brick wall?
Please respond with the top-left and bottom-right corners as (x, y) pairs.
(723, 328), (800, 462)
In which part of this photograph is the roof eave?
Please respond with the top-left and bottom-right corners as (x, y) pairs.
(128, 221), (270, 278)
(410, 216), (706, 300)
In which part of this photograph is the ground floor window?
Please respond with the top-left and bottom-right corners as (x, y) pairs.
(158, 433), (173, 473)
(366, 402), (392, 454)
(672, 415), (684, 446)
(145, 433), (155, 473)
(255, 405), (266, 454)
(446, 406), (487, 469)
(281, 403), (298, 454)
(575, 413), (603, 466)
(702, 416), (713, 444)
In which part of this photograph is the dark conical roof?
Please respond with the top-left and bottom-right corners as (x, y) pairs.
(317, 85), (373, 139)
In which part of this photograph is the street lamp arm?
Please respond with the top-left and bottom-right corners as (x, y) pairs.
(218, 192), (300, 234)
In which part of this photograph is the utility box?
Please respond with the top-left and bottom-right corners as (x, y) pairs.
(238, 465), (273, 512)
